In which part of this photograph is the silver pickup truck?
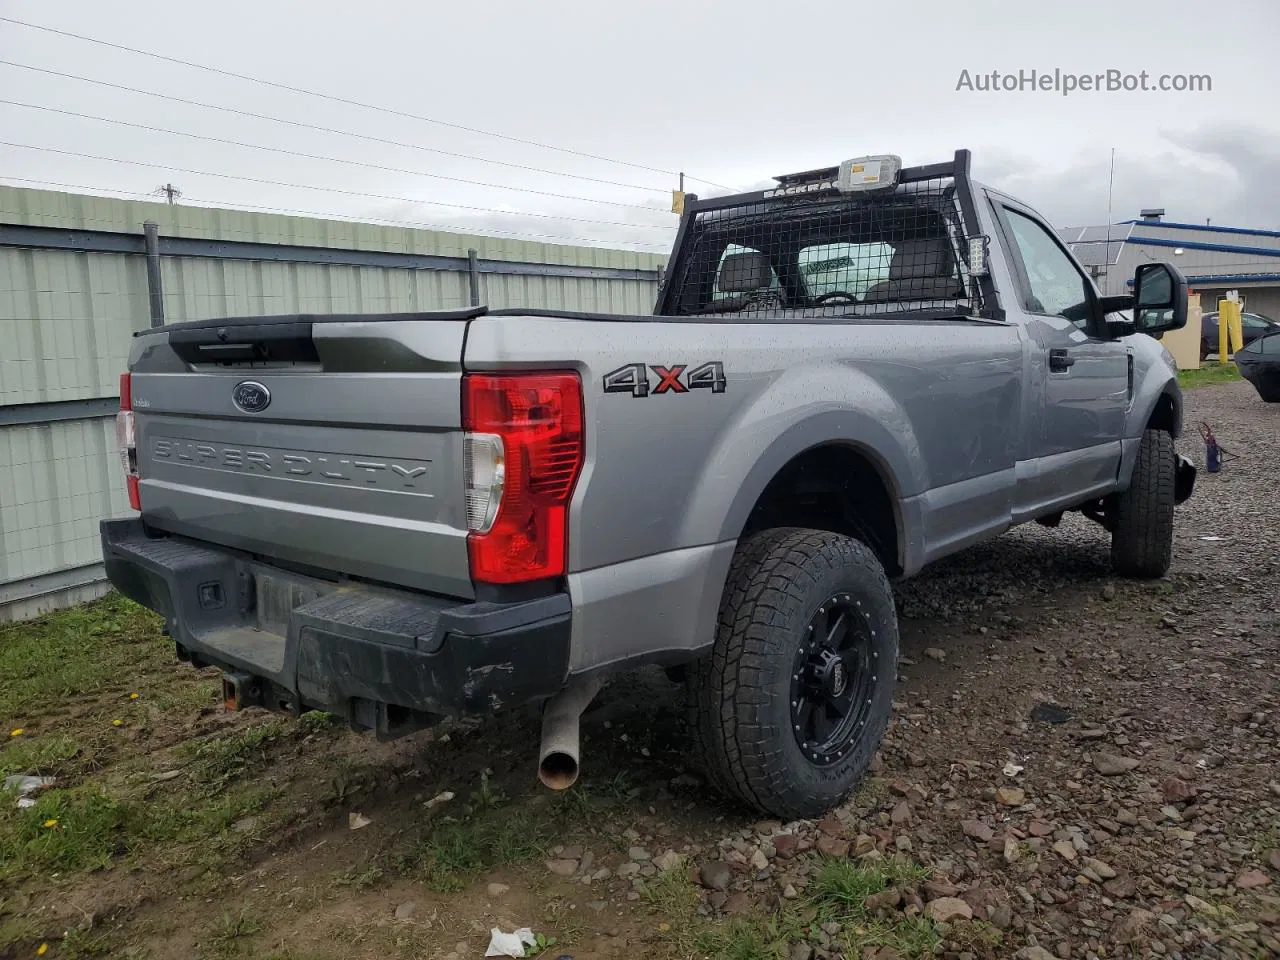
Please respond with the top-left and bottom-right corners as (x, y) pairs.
(101, 149), (1196, 820)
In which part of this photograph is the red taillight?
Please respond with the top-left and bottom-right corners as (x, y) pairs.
(117, 372), (140, 511)
(462, 372), (584, 585)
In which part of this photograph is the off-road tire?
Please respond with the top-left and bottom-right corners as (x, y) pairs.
(1111, 428), (1176, 578)
(686, 528), (898, 820)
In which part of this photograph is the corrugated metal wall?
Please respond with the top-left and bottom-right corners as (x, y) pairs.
(0, 185), (666, 620)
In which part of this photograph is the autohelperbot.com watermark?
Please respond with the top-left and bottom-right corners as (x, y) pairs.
(955, 68), (1212, 95)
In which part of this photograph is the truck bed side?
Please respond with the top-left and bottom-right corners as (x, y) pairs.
(463, 312), (1024, 671)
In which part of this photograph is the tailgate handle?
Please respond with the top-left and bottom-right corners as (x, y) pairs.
(169, 321), (319, 364)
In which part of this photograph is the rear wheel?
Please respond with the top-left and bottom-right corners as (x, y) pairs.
(687, 528), (897, 820)
(1111, 428), (1176, 578)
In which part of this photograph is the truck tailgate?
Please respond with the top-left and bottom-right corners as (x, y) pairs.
(128, 312), (475, 599)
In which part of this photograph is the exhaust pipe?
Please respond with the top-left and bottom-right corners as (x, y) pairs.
(538, 674), (604, 790)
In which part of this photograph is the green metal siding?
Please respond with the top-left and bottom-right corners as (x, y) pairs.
(0, 186), (667, 270)
(0, 417), (128, 585)
(0, 185), (668, 617)
(0, 245), (146, 405)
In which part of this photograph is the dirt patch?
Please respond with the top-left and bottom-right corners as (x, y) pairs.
(2, 381), (1278, 959)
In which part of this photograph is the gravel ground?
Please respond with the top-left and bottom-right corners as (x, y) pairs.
(657, 379), (1279, 959)
(6, 381), (1276, 960)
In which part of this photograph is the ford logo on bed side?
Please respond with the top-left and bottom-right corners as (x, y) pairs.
(232, 381), (271, 413)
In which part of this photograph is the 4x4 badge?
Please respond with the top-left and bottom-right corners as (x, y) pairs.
(602, 361), (726, 398)
(232, 381), (271, 413)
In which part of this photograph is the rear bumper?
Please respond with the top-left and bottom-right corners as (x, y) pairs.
(100, 518), (571, 733)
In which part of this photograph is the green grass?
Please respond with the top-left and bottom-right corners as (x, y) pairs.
(692, 922), (778, 960)
(0, 786), (144, 881)
(0, 775), (279, 887)
(640, 866), (701, 915)
(148, 681), (218, 714)
(199, 909), (261, 958)
(546, 770), (635, 828)
(810, 857), (930, 915)
(183, 719), (289, 790)
(391, 772), (565, 892)
(332, 862), (385, 891)
(0, 733), (95, 779)
(640, 854), (945, 960)
(0, 594), (165, 722)
(297, 710), (339, 735)
(410, 806), (546, 892)
(54, 926), (123, 959)
(0, 596), (320, 900)
(1178, 363), (1242, 388)
(810, 858), (940, 957)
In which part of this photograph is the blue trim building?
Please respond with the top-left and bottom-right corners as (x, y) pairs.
(1058, 213), (1280, 321)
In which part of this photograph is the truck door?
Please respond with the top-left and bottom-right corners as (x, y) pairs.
(992, 201), (1129, 519)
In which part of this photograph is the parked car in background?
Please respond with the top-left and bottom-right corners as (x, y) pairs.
(1234, 329), (1280, 402)
(1201, 309), (1280, 359)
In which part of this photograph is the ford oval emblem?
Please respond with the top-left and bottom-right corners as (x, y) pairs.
(232, 381), (271, 413)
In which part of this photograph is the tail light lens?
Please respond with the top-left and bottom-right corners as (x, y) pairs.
(116, 372), (140, 511)
(462, 372), (584, 584)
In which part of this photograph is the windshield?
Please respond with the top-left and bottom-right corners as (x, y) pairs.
(663, 191), (974, 318)
(798, 241), (896, 300)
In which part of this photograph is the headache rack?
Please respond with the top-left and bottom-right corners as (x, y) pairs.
(655, 149), (1001, 321)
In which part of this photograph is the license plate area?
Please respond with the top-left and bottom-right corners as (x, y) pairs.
(252, 568), (330, 637)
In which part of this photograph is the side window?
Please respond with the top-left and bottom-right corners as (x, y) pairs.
(1003, 208), (1093, 329)
(1238, 333), (1279, 356)
(1242, 314), (1270, 329)
(712, 243), (779, 301)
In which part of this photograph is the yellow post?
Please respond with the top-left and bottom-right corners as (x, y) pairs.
(1230, 305), (1244, 353)
(1218, 300), (1228, 360)
(1218, 299), (1240, 362)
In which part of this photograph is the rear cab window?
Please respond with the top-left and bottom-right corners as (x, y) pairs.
(668, 185), (972, 318)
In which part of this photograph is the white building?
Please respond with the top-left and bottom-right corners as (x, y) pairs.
(1059, 209), (1280, 321)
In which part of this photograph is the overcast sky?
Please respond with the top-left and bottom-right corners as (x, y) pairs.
(2, 0), (1278, 251)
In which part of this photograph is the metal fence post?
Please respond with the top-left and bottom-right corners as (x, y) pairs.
(467, 248), (481, 307)
(143, 220), (165, 327)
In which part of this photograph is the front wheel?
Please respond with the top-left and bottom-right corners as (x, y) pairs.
(687, 528), (898, 820)
(1111, 428), (1176, 578)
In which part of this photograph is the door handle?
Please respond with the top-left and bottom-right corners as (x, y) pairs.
(1049, 348), (1076, 372)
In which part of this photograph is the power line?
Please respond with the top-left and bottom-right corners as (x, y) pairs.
(0, 176), (157, 200)
(0, 143), (676, 232)
(0, 15), (736, 192)
(185, 198), (673, 249)
(0, 175), (673, 248)
(0, 59), (664, 194)
(0, 99), (661, 211)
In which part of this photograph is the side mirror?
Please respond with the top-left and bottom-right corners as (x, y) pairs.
(1132, 262), (1188, 335)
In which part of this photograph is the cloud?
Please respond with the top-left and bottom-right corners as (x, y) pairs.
(353, 198), (679, 252)
(975, 125), (1280, 230)
(1161, 124), (1280, 226)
